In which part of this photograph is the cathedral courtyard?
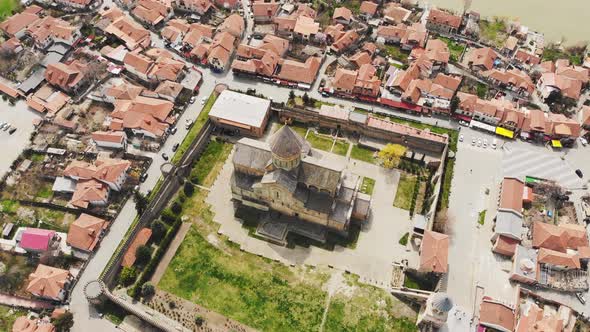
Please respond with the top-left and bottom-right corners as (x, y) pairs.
(206, 134), (419, 287)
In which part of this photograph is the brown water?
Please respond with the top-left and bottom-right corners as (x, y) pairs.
(421, 0), (590, 43)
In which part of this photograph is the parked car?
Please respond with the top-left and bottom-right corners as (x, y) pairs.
(576, 292), (586, 304)
(201, 97), (207, 105)
(477, 138), (482, 147)
(576, 169), (584, 178)
(471, 138), (476, 146)
(3, 124), (11, 131)
(172, 143), (180, 152)
(185, 119), (193, 129)
(162, 153), (169, 160)
(189, 96), (196, 104)
(458, 120), (469, 127)
(483, 139), (488, 148)
(168, 127), (177, 135)
(139, 173), (148, 183)
(8, 127), (16, 135)
(492, 139), (498, 150)
(579, 137), (588, 146)
(459, 134), (464, 142)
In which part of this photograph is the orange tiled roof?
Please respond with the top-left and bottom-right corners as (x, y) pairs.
(122, 228), (152, 267)
(67, 213), (108, 252)
(26, 264), (70, 299)
(419, 230), (449, 273)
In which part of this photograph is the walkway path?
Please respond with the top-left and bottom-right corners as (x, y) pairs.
(150, 222), (192, 285)
(0, 294), (54, 310)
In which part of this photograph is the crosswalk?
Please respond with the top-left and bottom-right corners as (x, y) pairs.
(502, 147), (583, 189)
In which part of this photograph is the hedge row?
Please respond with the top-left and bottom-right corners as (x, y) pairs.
(129, 217), (182, 298)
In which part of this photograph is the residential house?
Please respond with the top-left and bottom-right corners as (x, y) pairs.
(0, 37), (23, 55)
(293, 15), (319, 41)
(64, 157), (131, 191)
(465, 47), (498, 71)
(332, 7), (353, 26)
(501, 36), (518, 56)
(275, 56), (321, 86)
(252, 0), (280, 23)
(482, 68), (535, 96)
(375, 23), (426, 50)
(103, 80), (144, 103)
(218, 14), (244, 39)
(537, 60), (587, 102)
(18, 228), (60, 253)
(401, 73), (461, 114)
(274, 4), (318, 40)
(55, 0), (93, 9)
(0, 11), (40, 38)
(538, 248), (581, 271)
(513, 50), (541, 68)
(426, 9), (462, 34)
(231, 34), (289, 77)
(45, 60), (88, 94)
(66, 213), (108, 254)
(123, 51), (153, 81)
(214, 0), (238, 8)
(175, 0), (213, 15)
(104, 17), (151, 50)
(410, 38), (450, 70)
(546, 113), (581, 141)
(383, 3), (411, 24)
(26, 265), (72, 302)
(359, 1), (378, 20)
(331, 64), (381, 97)
(478, 298), (515, 332)
(161, 19), (190, 46)
(91, 131), (128, 149)
(154, 80), (184, 102)
(12, 316), (56, 332)
(26, 16), (79, 49)
(70, 179), (109, 208)
(207, 31), (236, 72)
(26, 85), (70, 116)
(330, 30), (358, 54)
(132, 0), (172, 26)
(532, 221), (588, 253)
(109, 96), (174, 138)
(491, 177), (528, 255)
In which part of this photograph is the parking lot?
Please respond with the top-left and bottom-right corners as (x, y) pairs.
(0, 100), (42, 178)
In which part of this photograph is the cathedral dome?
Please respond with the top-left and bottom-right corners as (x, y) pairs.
(269, 125), (309, 159)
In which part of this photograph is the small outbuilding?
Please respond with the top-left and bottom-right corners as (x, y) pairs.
(208, 90), (271, 137)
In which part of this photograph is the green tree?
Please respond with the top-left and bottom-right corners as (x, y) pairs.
(195, 315), (205, 327)
(151, 221), (166, 240)
(135, 245), (152, 266)
(450, 96), (460, 113)
(171, 201), (182, 214)
(302, 92), (310, 105)
(141, 282), (155, 297)
(184, 181), (195, 197)
(289, 90), (295, 101)
(51, 311), (74, 332)
(133, 190), (148, 215)
(378, 144), (407, 169)
(119, 267), (137, 286)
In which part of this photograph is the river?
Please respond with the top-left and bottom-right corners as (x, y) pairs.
(420, 0), (590, 44)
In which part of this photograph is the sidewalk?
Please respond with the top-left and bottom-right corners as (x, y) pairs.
(150, 222), (191, 285)
(0, 294), (54, 310)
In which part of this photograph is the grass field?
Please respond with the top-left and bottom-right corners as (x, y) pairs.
(172, 93), (217, 164)
(189, 139), (232, 185)
(0, 305), (26, 331)
(0, 0), (18, 21)
(332, 140), (349, 156)
(479, 17), (508, 47)
(350, 145), (376, 164)
(360, 177), (375, 195)
(306, 131), (333, 152)
(393, 174), (417, 210)
(382, 44), (409, 63)
(439, 37), (466, 62)
(324, 275), (417, 332)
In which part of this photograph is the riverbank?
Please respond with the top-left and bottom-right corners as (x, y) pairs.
(419, 0), (590, 44)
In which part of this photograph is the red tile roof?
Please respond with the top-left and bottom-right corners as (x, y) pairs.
(27, 264), (70, 299)
(419, 230), (449, 273)
(67, 214), (108, 252)
(122, 228), (152, 267)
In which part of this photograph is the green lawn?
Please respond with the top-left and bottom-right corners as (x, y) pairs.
(325, 286), (416, 332)
(393, 174), (417, 210)
(479, 17), (508, 47)
(331, 140), (349, 156)
(360, 177), (375, 196)
(0, 305), (26, 331)
(189, 139), (232, 185)
(478, 210), (487, 225)
(439, 37), (466, 62)
(287, 123), (309, 138)
(306, 131), (333, 152)
(350, 145), (376, 164)
(36, 182), (53, 199)
(159, 227), (327, 332)
(0, 0), (18, 20)
(172, 93), (217, 164)
(398, 232), (409, 246)
(382, 45), (409, 63)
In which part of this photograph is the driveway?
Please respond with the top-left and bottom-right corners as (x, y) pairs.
(0, 100), (41, 178)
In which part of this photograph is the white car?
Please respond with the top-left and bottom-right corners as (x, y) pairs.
(471, 138), (476, 146)
(201, 97), (207, 105)
(491, 139), (497, 149)
(477, 138), (482, 147)
(459, 134), (464, 142)
(579, 137), (588, 146)
(483, 139), (488, 148)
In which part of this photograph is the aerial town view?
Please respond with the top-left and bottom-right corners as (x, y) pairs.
(0, 0), (590, 330)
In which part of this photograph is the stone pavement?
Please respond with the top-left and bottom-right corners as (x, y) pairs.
(207, 148), (414, 289)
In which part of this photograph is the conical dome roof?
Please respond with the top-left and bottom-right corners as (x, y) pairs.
(431, 292), (453, 313)
(269, 125), (309, 159)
